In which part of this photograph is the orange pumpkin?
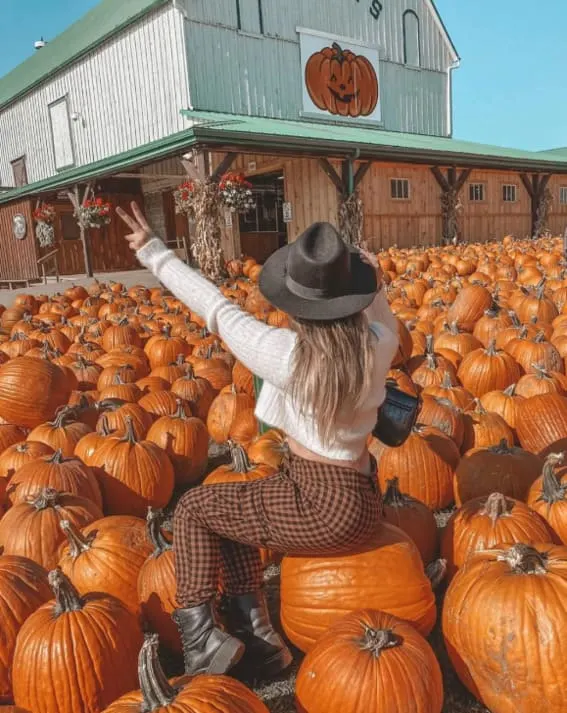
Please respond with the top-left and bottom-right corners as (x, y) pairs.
(280, 522), (436, 652)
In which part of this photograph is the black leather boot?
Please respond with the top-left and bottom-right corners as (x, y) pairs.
(172, 600), (245, 675)
(227, 591), (293, 678)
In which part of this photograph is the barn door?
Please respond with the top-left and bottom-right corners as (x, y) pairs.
(54, 206), (86, 275)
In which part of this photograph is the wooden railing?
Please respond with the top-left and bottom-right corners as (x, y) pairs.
(37, 248), (60, 284)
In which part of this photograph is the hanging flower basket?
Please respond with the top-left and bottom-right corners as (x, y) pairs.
(219, 171), (256, 213)
(75, 197), (112, 230)
(33, 202), (56, 248)
(174, 180), (196, 215)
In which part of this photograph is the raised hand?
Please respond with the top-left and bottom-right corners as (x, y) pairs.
(116, 201), (153, 251)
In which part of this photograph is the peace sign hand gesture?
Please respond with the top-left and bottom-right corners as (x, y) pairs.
(116, 202), (153, 251)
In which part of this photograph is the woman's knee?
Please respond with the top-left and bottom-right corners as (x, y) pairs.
(175, 486), (207, 520)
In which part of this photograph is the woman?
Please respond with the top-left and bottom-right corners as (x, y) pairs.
(117, 203), (399, 679)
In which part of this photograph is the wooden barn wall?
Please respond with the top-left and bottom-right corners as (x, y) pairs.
(0, 199), (39, 280)
(546, 175), (567, 235)
(359, 162), (442, 250)
(211, 151), (567, 255)
(461, 169), (531, 243)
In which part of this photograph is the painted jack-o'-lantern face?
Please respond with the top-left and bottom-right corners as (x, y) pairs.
(305, 42), (379, 118)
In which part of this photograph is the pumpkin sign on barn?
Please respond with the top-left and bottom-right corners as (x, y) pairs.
(300, 31), (381, 121)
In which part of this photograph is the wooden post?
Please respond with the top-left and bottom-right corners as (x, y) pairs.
(520, 173), (552, 238)
(431, 166), (471, 244)
(66, 183), (93, 278)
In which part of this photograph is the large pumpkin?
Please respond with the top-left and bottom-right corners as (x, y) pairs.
(0, 488), (102, 569)
(12, 568), (143, 713)
(378, 424), (461, 509)
(207, 385), (255, 444)
(26, 406), (92, 457)
(0, 440), (53, 482)
(516, 392), (567, 456)
(0, 357), (72, 428)
(441, 492), (554, 580)
(7, 449), (102, 508)
(457, 340), (521, 397)
(446, 284), (493, 332)
(58, 517), (152, 616)
(85, 417), (174, 517)
(305, 42), (378, 118)
(443, 543), (567, 712)
(453, 440), (543, 505)
(100, 633), (268, 713)
(280, 522), (436, 652)
(0, 554), (51, 702)
(137, 508), (179, 652)
(295, 610), (443, 713)
(146, 400), (209, 486)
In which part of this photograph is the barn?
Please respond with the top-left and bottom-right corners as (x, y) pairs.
(1, 0), (567, 284)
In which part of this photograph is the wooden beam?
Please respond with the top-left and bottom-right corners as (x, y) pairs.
(430, 166), (450, 193)
(538, 173), (551, 195)
(212, 153), (238, 182)
(354, 161), (373, 189)
(519, 173), (534, 198)
(318, 158), (344, 193)
(454, 168), (472, 194)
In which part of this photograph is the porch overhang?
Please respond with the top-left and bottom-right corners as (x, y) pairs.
(4, 111), (567, 207)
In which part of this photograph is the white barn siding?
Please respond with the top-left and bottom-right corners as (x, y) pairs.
(182, 0), (455, 135)
(0, 4), (189, 187)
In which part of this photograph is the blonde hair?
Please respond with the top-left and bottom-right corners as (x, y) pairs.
(289, 313), (375, 447)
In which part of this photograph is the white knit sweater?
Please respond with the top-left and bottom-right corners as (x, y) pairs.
(136, 238), (399, 461)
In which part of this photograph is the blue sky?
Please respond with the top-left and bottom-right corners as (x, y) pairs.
(0, 0), (564, 151)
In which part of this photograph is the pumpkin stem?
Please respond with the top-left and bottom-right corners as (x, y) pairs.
(531, 363), (549, 378)
(60, 519), (95, 557)
(29, 488), (60, 510)
(331, 41), (346, 63)
(425, 558), (447, 590)
(537, 452), (567, 506)
(489, 438), (512, 455)
(359, 625), (401, 658)
(534, 330), (546, 344)
(49, 568), (85, 616)
(496, 543), (548, 575)
(485, 339), (498, 356)
(121, 416), (138, 445)
(48, 448), (65, 465)
(509, 311), (521, 328)
(173, 398), (189, 420)
(382, 478), (412, 508)
(138, 633), (177, 710)
(440, 371), (454, 389)
(485, 298), (501, 317)
(49, 405), (75, 428)
(481, 492), (512, 522)
(146, 508), (172, 557)
(229, 441), (252, 473)
(503, 383), (517, 396)
(448, 321), (460, 335)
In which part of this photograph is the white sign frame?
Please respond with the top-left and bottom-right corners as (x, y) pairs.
(298, 28), (382, 125)
(282, 202), (293, 224)
(48, 95), (75, 171)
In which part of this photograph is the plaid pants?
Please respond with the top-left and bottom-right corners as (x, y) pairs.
(173, 453), (381, 607)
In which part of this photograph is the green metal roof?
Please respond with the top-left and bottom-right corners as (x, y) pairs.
(182, 111), (567, 172)
(3, 111), (567, 206)
(0, 0), (169, 110)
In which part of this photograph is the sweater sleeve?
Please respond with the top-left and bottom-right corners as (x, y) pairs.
(136, 238), (295, 388)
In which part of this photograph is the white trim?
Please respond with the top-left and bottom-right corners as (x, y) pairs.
(296, 26), (380, 52)
(423, 0), (459, 64)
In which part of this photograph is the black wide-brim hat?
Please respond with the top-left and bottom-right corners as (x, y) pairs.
(259, 222), (377, 321)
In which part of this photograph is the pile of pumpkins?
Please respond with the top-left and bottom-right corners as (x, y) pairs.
(1, 236), (567, 713)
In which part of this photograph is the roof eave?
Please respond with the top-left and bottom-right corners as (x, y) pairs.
(426, 0), (460, 64)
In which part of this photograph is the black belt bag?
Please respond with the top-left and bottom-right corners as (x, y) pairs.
(373, 383), (420, 448)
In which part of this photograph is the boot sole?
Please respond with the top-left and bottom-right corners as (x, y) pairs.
(207, 638), (246, 675)
(248, 645), (294, 679)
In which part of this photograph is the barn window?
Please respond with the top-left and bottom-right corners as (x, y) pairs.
(469, 183), (486, 202)
(560, 187), (567, 205)
(390, 178), (410, 200)
(502, 184), (517, 202)
(11, 156), (28, 187)
(48, 96), (75, 170)
(236, 0), (264, 33)
(403, 10), (421, 67)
